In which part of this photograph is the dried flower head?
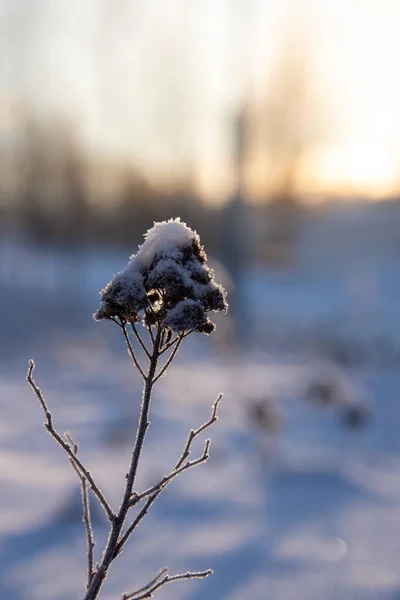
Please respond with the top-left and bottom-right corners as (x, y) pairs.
(94, 218), (228, 334)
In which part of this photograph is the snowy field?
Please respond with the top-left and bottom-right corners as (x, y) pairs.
(2, 207), (400, 600)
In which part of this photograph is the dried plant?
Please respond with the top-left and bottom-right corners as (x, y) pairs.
(27, 218), (228, 600)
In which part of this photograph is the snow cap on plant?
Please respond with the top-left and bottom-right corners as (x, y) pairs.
(94, 218), (228, 334)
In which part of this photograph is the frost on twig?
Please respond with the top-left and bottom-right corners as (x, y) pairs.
(65, 433), (96, 589)
(121, 569), (213, 600)
(129, 394), (222, 509)
(27, 219), (227, 600)
(26, 360), (114, 523)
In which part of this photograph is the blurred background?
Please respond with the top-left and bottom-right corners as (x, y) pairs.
(1, 1), (400, 599)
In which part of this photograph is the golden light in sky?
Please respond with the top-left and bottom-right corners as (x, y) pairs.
(2, 0), (400, 201)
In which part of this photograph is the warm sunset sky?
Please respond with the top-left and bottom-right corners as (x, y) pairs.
(2, 0), (400, 201)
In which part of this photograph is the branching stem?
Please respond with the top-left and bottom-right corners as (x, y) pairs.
(153, 336), (183, 383)
(131, 323), (151, 359)
(27, 326), (222, 600)
(117, 394), (222, 554)
(83, 325), (163, 600)
(26, 361), (114, 523)
(121, 324), (146, 380)
(121, 569), (212, 600)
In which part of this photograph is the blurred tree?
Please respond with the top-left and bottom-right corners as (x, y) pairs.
(19, 117), (54, 241)
(260, 25), (326, 265)
(219, 102), (252, 343)
(19, 116), (90, 244)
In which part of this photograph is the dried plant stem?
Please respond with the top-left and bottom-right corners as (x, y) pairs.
(122, 324), (146, 380)
(83, 325), (163, 600)
(130, 440), (210, 507)
(122, 568), (168, 600)
(153, 336), (183, 383)
(66, 433), (95, 589)
(122, 569), (212, 600)
(176, 394), (222, 467)
(27, 333), (221, 600)
(130, 323), (151, 359)
(117, 395), (222, 554)
(27, 220), (227, 600)
(26, 361), (114, 523)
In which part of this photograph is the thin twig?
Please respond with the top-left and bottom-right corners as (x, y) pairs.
(121, 324), (146, 380)
(122, 569), (212, 600)
(26, 361), (114, 522)
(131, 323), (151, 359)
(145, 307), (156, 344)
(159, 336), (179, 355)
(121, 567), (168, 600)
(130, 440), (210, 506)
(175, 393), (222, 470)
(153, 336), (183, 383)
(110, 317), (122, 328)
(66, 433), (95, 589)
(160, 329), (193, 355)
(117, 395), (222, 553)
(117, 494), (159, 555)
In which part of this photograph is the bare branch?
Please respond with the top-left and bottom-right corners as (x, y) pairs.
(26, 361), (115, 522)
(121, 324), (146, 380)
(145, 303), (161, 345)
(131, 323), (151, 359)
(118, 395), (222, 554)
(146, 323), (154, 345)
(66, 432), (95, 589)
(130, 439), (210, 506)
(153, 336), (183, 383)
(121, 567), (168, 600)
(122, 569), (212, 600)
(175, 393), (222, 470)
(160, 329), (194, 355)
(117, 494), (159, 555)
(159, 336), (178, 355)
(110, 317), (123, 328)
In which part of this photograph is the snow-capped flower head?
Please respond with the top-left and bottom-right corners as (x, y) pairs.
(94, 218), (228, 334)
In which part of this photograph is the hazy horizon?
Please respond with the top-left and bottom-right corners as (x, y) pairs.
(2, 0), (400, 202)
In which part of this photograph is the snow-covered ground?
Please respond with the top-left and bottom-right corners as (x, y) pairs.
(2, 206), (400, 599)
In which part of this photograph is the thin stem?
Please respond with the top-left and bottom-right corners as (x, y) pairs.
(159, 336), (179, 355)
(122, 570), (212, 600)
(117, 494), (160, 554)
(145, 309), (155, 344)
(175, 394), (222, 469)
(83, 325), (163, 600)
(121, 324), (146, 380)
(121, 567), (168, 600)
(130, 439), (210, 506)
(117, 395), (222, 554)
(153, 336), (183, 383)
(123, 323), (162, 503)
(27, 361), (114, 522)
(82, 475), (95, 587)
(160, 329), (193, 355)
(131, 323), (151, 359)
(66, 433), (95, 590)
